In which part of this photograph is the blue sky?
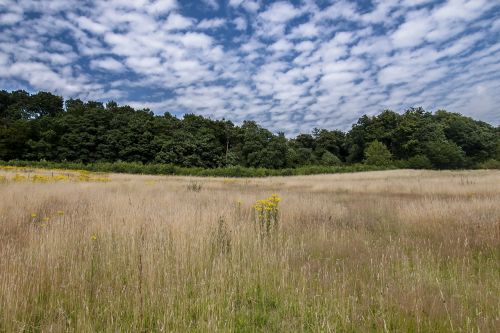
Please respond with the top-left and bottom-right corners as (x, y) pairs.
(0, 0), (499, 135)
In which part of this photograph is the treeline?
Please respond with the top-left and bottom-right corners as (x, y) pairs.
(1, 90), (499, 171)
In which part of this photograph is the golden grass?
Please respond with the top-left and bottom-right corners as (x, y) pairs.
(0, 169), (499, 332)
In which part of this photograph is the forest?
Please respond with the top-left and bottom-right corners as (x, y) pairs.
(1, 90), (499, 171)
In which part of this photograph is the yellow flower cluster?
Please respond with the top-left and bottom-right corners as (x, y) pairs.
(253, 194), (281, 235)
(253, 194), (281, 213)
(0, 166), (20, 171)
(5, 172), (110, 183)
(12, 174), (28, 182)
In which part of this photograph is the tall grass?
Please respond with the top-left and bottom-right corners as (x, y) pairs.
(0, 169), (499, 331)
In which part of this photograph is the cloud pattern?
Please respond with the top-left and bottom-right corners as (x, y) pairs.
(0, 0), (499, 135)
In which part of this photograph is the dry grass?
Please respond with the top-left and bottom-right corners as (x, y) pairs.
(0, 169), (499, 332)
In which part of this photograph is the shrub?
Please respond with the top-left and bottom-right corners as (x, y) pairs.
(321, 151), (342, 166)
(408, 155), (433, 169)
(425, 140), (465, 169)
(364, 140), (392, 166)
(477, 159), (500, 169)
(0, 160), (393, 178)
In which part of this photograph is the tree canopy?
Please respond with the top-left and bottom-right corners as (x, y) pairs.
(1, 90), (498, 170)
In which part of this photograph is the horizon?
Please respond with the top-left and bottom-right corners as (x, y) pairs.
(1, 0), (499, 135)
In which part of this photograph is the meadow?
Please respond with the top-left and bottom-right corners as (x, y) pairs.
(0, 167), (499, 332)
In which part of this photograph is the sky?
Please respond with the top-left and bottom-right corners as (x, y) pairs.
(0, 0), (499, 135)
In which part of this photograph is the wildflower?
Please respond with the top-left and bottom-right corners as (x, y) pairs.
(90, 234), (97, 241)
(12, 174), (27, 182)
(31, 213), (37, 218)
(94, 177), (110, 182)
(32, 174), (50, 182)
(57, 210), (64, 216)
(43, 217), (50, 222)
(253, 194), (281, 235)
(52, 175), (70, 182)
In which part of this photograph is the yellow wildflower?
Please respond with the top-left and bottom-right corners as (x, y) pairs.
(12, 174), (27, 182)
(253, 194), (281, 235)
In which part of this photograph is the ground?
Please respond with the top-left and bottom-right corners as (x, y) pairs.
(0, 168), (499, 332)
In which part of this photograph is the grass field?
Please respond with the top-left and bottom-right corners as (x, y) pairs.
(0, 168), (499, 332)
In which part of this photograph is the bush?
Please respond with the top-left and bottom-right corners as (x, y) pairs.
(364, 140), (392, 166)
(321, 152), (342, 166)
(0, 160), (394, 178)
(407, 155), (433, 169)
(425, 140), (465, 169)
(477, 159), (500, 169)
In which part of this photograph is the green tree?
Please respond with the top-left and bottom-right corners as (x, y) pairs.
(425, 139), (465, 169)
(407, 155), (432, 169)
(364, 140), (392, 166)
(321, 151), (342, 166)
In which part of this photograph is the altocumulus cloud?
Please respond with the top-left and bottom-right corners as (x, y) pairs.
(0, 0), (499, 135)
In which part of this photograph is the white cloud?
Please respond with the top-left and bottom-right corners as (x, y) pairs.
(164, 13), (194, 30)
(233, 17), (247, 30)
(147, 0), (177, 15)
(270, 39), (293, 53)
(290, 23), (318, 39)
(229, 0), (260, 12)
(0, 12), (23, 25)
(201, 0), (219, 10)
(391, 10), (433, 48)
(259, 2), (301, 23)
(90, 57), (126, 72)
(74, 16), (108, 34)
(175, 32), (213, 49)
(198, 18), (225, 29)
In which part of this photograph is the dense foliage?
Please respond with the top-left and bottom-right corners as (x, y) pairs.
(1, 90), (499, 170)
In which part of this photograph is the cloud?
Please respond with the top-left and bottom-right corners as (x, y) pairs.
(233, 17), (247, 30)
(229, 0), (260, 12)
(164, 13), (194, 30)
(147, 0), (177, 15)
(290, 23), (318, 39)
(259, 2), (301, 23)
(0, 12), (24, 25)
(90, 57), (126, 72)
(198, 18), (225, 29)
(202, 0), (219, 10)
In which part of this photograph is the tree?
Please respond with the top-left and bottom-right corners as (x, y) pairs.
(425, 139), (465, 169)
(435, 110), (498, 164)
(0, 90), (497, 170)
(321, 151), (342, 166)
(407, 155), (432, 169)
(28, 92), (63, 118)
(364, 140), (392, 166)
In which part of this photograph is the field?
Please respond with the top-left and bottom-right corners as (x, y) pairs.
(0, 167), (499, 332)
